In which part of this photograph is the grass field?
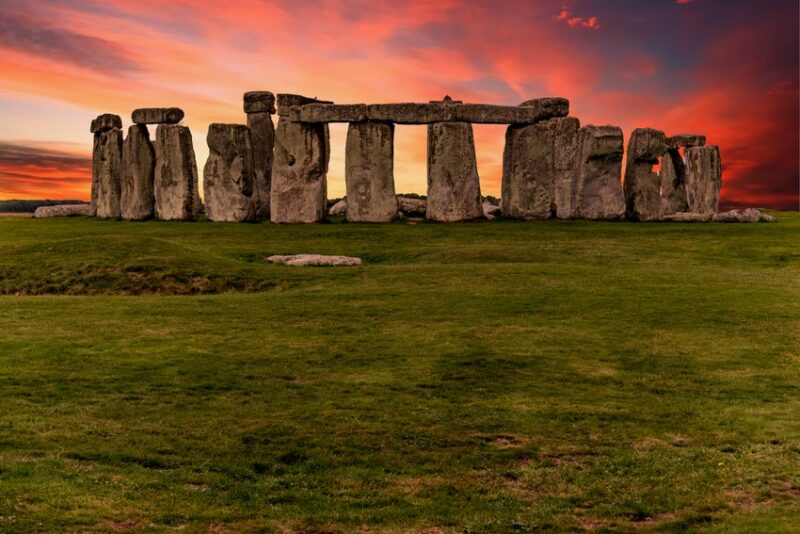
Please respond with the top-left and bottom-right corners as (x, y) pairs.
(0, 213), (798, 533)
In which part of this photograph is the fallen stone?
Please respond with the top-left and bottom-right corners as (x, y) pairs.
(277, 94), (333, 116)
(328, 198), (347, 216)
(34, 204), (94, 218)
(660, 149), (689, 215)
(502, 117), (579, 220)
(244, 91), (276, 114)
(667, 134), (706, 150)
(345, 121), (398, 222)
(712, 208), (766, 223)
(203, 123), (256, 223)
(92, 128), (123, 218)
(90, 114), (122, 134)
(685, 145), (722, 214)
(247, 111), (275, 220)
(291, 103), (367, 123)
(573, 125), (625, 220)
(121, 124), (156, 220)
(661, 212), (713, 222)
(624, 128), (668, 221)
(267, 254), (362, 267)
(397, 196), (426, 217)
(270, 117), (329, 223)
(483, 199), (502, 220)
(154, 124), (200, 221)
(131, 108), (184, 125)
(427, 122), (483, 222)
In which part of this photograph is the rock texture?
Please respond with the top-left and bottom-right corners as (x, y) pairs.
(270, 116), (329, 223)
(483, 199), (501, 220)
(345, 121), (398, 222)
(132, 108), (184, 124)
(660, 149), (689, 215)
(154, 124), (199, 221)
(92, 127), (123, 218)
(667, 134), (706, 150)
(360, 98), (569, 125)
(712, 209), (773, 223)
(328, 199), (347, 216)
(203, 123), (256, 222)
(34, 204), (94, 218)
(244, 91), (276, 114)
(624, 128), (668, 221)
(573, 125), (625, 220)
(397, 196), (426, 217)
(267, 254), (362, 267)
(246, 108), (275, 220)
(685, 145), (722, 214)
(277, 94), (333, 116)
(90, 114), (122, 134)
(121, 125), (156, 220)
(661, 212), (713, 223)
(502, 117), (579, 220)
(426, 122), (483, 222)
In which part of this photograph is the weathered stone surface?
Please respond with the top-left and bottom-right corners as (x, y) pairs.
(92, 128), (123, 218)
(328, 198), (347, 216)
(244, 91), (276, 114)
(363, 98), (569, 125)
(685, 145), (722, 214)
(712, 208), (764, 223)
(483, 199), (501, 220)
(34, 204), (94, 218)
(246, 112), (275, 220)
(345, 121), (398, 222)
(397, 196), (426, 217)
(660, 149), (689, 215)
(277, 94), (333, 116)
(154, 124), (199, 221)
(90, 114), (122, 134)
(624, 128), (668, 221)
(661, 212), (713, 222)
(267, 254), (362, 267)
(426, 122), (483, 222)
(121, 125), (156, 220)
(203, 123), (256, 223)
(270, 117), (329, 223)
(291, 104), (367, 123)
(132, 108), (184, 125)
(573, 125), (625, 220)
(502, 117), (579, 220)
(667, 134), (706, 150)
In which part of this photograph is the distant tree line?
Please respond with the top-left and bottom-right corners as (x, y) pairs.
(0, 200), (88, 213)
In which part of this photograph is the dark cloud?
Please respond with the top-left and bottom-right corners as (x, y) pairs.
(0, 8), (141, 74)
(0, 142), (91, 198)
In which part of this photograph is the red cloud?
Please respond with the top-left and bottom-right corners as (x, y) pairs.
(555, 8), (600, 30)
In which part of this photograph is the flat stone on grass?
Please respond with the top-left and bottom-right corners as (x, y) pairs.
(267, 254), (362, 267)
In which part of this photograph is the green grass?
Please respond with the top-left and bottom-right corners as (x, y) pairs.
(0, 214), (798, 533)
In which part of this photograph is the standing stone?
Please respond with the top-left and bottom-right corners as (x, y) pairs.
(154, 124), (199, 221)
(624, 128), (668, 221)
(426, 122), (482, 222)
(246, 108), (275, 220)
(573, 125), (625, 220)
(660, 149), (689, 215)
(345, 121), (398, 222)
(685, 146), (722, 214)
(270, 116), (329, 223)
(92, 118), (123, 219)
(121, 125), (155, 220)
(203, 124), (256, 222)
(502, 117), (579, 220)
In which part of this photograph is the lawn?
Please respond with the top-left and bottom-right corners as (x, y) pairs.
(0, 213), (798, 533)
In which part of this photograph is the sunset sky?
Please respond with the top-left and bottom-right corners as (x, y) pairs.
(0, 0), (797, 209)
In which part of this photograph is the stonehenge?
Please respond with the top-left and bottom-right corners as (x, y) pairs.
(203, 124), (257, 222)
(91, 114), (123, 218)
(345, 121), (398, 222)
(121, 125), (155, 220)
(90, 92), (727, 225)
(624, 128), (668, 221)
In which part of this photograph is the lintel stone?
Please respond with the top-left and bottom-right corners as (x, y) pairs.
(667, 134), (706, 150)
(244, 91), (276, 114)
(277, 94), (333, 115)
(132, 108), (184, 125)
